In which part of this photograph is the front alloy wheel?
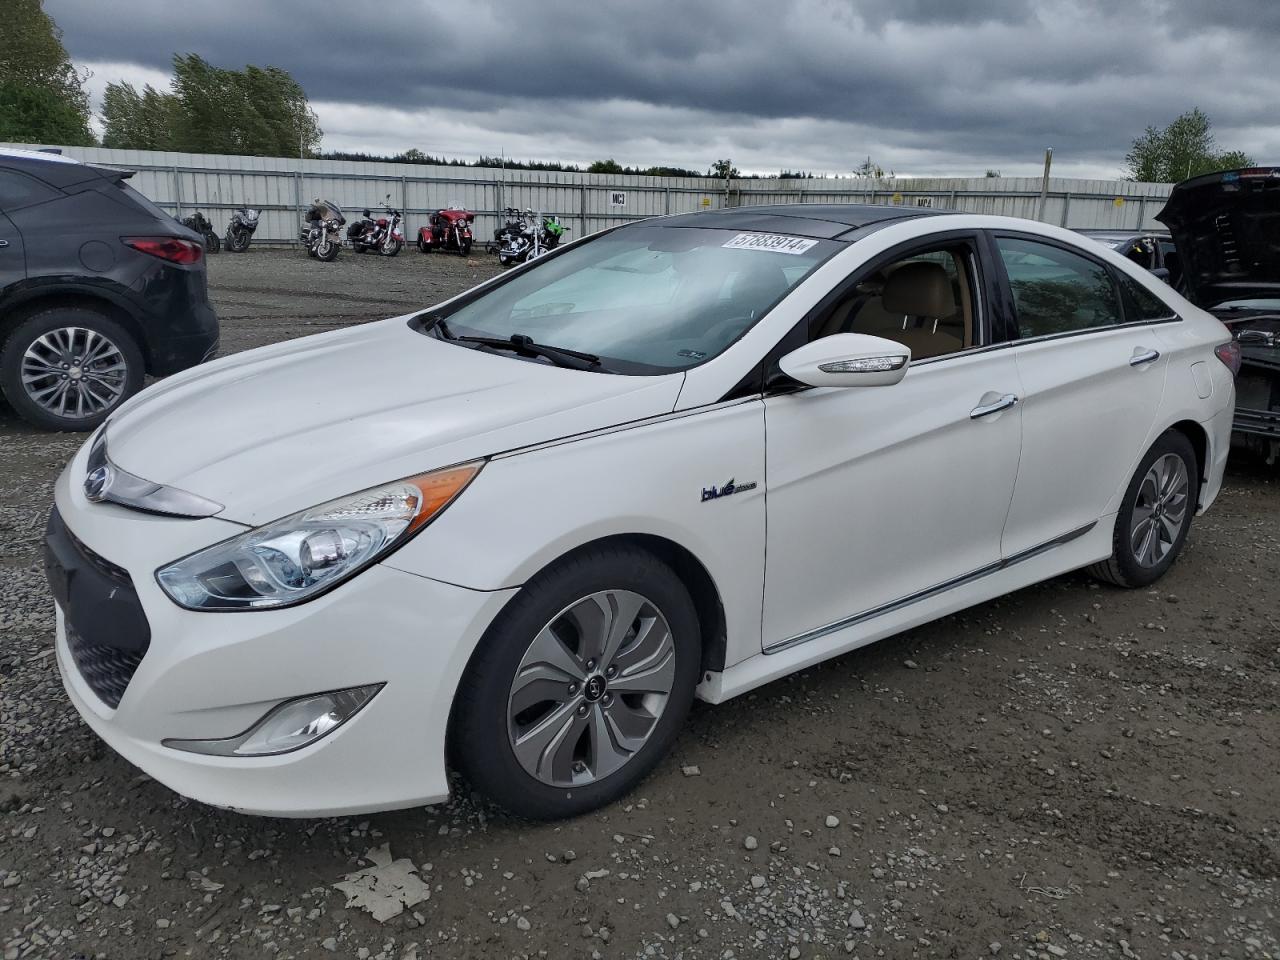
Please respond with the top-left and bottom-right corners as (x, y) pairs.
(507, 590), (676, 788)
(451, 546), (700, 819)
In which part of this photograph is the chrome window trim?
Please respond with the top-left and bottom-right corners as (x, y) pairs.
(764, 521), (1096, 654)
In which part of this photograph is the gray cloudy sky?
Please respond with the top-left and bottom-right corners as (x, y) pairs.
(47, 0), (1280, 178)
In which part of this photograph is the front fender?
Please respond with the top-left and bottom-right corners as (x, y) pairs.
(382, 400), (767, 668)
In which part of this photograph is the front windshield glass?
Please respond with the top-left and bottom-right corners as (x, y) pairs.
(433, 224), (838, 372)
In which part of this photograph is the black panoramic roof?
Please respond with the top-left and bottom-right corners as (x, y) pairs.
(661, 203), (950, 240)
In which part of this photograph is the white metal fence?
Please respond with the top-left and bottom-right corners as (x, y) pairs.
(3, 143), (1174, 243)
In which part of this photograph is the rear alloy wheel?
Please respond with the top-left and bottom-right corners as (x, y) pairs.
(0, 308), (144, 431)
(452, 547), (700, 819)
(1089, 429), (1198, 587)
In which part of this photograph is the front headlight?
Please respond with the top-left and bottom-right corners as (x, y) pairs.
(156, 463), (482, 610)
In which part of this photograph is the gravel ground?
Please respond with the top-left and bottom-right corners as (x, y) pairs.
(1, 249), (1277, 960)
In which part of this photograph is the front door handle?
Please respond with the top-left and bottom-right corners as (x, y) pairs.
(0, 239), (9, 248)
(970, 393), (1019, 419)
(1129, 347), (1161, 367)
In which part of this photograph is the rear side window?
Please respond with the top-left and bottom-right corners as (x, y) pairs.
(1118, 273), (1177, 322)
(996, 236), (1121, 338)
(0, 169), (61, 212)
(112, 180), (171, 221)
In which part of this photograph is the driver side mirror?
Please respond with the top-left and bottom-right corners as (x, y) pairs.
(779, 333), (911, 388)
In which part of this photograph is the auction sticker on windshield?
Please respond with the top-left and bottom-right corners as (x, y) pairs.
(722, 233), (819, 255)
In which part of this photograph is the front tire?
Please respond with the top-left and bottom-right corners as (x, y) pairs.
(225, 226), (251, 253)
(0, 308), (144, 431)
(451, 546), (701, 820)
(315, 237), (339, 262)
(1089, 429), (1198, 588)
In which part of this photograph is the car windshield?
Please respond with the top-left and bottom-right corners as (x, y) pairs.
(430, 224), (838, 373)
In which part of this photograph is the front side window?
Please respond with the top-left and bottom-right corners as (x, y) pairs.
(808, 244), (978, 360)
(430, 225), (837, 373)
(996, 236), (1121, 338)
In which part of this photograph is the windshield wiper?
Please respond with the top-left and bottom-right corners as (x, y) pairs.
(455, 333), (602, 371)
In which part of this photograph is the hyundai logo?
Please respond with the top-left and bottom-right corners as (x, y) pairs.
(84, 465), (112, 502)
(583, 675), (606, 703)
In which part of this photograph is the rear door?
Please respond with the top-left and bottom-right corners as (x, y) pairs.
(991, 232), (1171, 557)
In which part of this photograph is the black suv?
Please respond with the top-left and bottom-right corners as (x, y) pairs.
(0, 147), (218, 431)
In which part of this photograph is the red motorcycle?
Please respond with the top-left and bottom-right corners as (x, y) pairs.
(418, 206), (474, 256)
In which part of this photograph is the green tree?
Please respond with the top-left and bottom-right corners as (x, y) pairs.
(985, 169), (1002, 178)
(710, 158), (738, 179)
(0, 0), (93, 145)
(99, 54), (321, 156)
(1124, 108), (1254, 182)
(588, 158), (624, 174)
(101, 82), (176, 150)
(852, 156), (892, 179)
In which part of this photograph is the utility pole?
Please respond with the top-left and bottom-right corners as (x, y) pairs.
(1037, 147), (1053, 222)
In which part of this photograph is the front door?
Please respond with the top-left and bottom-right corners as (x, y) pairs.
(761, 237), (1023, 650)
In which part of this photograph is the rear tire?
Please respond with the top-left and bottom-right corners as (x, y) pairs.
(1089, 429), (1198, 588)
(0, 307), (144, 431)
(451, 546), (701, 820)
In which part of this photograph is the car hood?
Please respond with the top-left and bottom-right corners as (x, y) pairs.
(1156, 167), (1280, 307)
(105, 317), (684, 525)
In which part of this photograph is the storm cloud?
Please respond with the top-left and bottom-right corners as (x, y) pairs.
(48, 0), (1280, 178)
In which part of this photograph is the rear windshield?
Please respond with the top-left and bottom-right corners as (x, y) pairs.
(430, 224), (839, 373)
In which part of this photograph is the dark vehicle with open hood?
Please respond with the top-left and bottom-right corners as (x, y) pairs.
(1158, 167), (1280, 464)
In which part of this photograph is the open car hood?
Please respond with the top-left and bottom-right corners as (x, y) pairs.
(1156, 167), (1280, 308)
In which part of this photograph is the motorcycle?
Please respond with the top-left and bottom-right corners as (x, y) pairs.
(299, 198), (346, 262)
(347, 195), (404, 256)
(497, 209), (567, 267)
(180, 211), (220, 253)
(418, 205), (474, 256)
(224, 204), (260, 253)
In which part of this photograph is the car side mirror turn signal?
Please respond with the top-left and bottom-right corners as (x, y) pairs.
(778, 333), (911, 388)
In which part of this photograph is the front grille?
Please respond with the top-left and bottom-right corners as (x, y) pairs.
(65, 625), (143, 709)
(45, 508), (151, 710)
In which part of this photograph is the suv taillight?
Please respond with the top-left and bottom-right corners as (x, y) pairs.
(124, 237), (203, 265)
(1214, 340), (1242, 377)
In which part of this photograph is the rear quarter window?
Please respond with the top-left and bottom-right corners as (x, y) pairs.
(0, 169), (62, 212)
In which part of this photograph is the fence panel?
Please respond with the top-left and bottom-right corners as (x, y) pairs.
(1, 142), (1175, 241)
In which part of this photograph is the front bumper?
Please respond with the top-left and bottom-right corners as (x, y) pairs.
(50, 447), (516, 817)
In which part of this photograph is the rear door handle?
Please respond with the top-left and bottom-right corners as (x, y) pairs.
(970, 393), (1019, 419)
(0, 239), (9, 248)
(1129, 348), (1161, 367)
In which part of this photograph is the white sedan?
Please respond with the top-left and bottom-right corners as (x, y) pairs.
(46, 205), (1238, 820)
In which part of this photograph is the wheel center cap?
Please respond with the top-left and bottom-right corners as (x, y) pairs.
(69, 366), (82, 378)
(583, 674), (607, 703)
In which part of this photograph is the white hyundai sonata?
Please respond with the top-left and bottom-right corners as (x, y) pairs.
(47, 205), (1238, 819)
